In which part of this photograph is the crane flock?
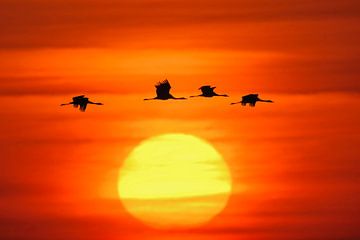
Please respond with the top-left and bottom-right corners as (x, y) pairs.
(61, 79), (273, 112)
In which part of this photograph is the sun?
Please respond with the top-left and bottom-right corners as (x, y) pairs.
(117, 133), (232, 229)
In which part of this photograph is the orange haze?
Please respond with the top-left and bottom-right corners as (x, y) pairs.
(0, 0), (360, 240)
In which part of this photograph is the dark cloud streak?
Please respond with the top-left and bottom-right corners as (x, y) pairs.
(0, 0), (359, 49)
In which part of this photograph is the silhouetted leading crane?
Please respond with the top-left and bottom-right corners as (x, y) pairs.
(144, 79), (186, 100)
(60, 95), (103, 112)
(231, 94), (273, 107)
(190, 85), (229, 98)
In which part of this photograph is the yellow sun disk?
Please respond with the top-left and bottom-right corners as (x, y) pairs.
(117, 134), (232, 229)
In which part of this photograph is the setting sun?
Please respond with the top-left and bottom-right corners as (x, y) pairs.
(117, 133), (232, 229)
(2, 0), (359, 239)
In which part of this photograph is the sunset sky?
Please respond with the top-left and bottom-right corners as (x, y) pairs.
(1, 0), (360, 239)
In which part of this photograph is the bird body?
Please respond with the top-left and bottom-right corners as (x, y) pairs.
(144, 79), (186, 100)
(60, 95), (103, 112)
(231, 94), (273, 106)
(190, 85), (229, 98)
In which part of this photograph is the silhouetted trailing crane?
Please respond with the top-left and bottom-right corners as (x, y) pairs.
(144, 80), (186, 100)
(190, 85), (229, 98)
(231, 94), (273, 107)
(60, 95), (103, 112)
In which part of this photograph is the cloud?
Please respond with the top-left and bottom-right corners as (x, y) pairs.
(0, 0), (359, 49)
(0, 215), (143, 240)
(0, 180), (55, 198)
(0, 52), (359, 96)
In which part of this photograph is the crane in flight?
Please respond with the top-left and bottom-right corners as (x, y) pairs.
(190, 85), (229, 98)
(60, 95), (103, 112)
(231, 94), (273, 107)
(144, 80), (187, 101)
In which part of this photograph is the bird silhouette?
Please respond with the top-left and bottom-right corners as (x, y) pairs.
(144, 79), (187, 100)
(231, 94), (273, 107)
(60, 95), (103, 112)
(190, 85), (229, 98)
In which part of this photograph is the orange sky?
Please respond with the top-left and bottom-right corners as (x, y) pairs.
(1, 0), (360, 239)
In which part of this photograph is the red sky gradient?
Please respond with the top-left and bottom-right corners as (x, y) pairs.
(1, 0), (360, 240)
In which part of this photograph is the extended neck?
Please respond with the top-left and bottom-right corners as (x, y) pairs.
(230, 101), (241, 105)
(88, 101), (103, 105)
(189, 94), (203, 98)
(258, 99), (273, 103)
(144, 97), (157, 100)
(60, 102), (74, 106)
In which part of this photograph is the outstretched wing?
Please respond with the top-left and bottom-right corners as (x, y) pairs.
(155, 80), (171, 98)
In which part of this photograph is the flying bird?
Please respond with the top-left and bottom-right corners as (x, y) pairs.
(144, 79), (187, 100)
(60, 95), (103, 112)
(190, 85), (229, 98)
(231, 94), (273, 107)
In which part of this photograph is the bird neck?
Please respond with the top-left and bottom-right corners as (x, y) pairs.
(144, 97), (157, 100)
(258, 99), (273, 103)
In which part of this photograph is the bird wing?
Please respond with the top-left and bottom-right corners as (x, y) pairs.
(73, 95), (85, 101)
(242, 94), (257, 101)
(200, 85), (211, 89)
(200, 86), (215, 95)
(79, 102), (88, 112)
(155, 80), (171, 97)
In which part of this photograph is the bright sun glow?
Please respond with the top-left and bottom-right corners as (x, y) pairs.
(118, 133), (232, 229)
